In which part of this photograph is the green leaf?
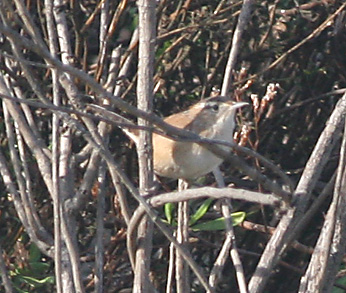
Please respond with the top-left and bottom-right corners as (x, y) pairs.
(17, 275), (54, 287)
(164, 203), (175, 224)
(189, 198), (214, 226)
(156, 40), (173, 57)
(231, 211), (247, 226)
(15, 262), (49, 277)
(29, 243), (41, 263)
(191, 212), (246, 231)
(29, 262), (50, 273)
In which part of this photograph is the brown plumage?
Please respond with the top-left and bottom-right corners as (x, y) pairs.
(153, 96), (247, 179)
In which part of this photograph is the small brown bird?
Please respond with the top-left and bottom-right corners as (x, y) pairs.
(152, 96), (248, 180)
(95, 95), (248, 180)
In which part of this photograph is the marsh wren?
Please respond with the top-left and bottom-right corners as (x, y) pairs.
(153, 96), (248, 180)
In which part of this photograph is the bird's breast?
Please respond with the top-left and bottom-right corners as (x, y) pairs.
(153, 135), (227, 180)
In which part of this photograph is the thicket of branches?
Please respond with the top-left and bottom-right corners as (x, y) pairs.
(0, 0), (346, 292)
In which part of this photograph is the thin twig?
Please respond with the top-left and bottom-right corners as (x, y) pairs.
(45, 0), (63, 290)
(176, 181), (190, 293)
(221, 0), (253, 96)
(0, 147), (53, 255)
(127, 185), (281, 272)
(238, 2), (346, 85)
(299, 119), (346, 291)
(210, 168), (247, 292)
(248, 92), (346, 293)
(0, 243), (13, 293)
(95, 163), (107, 293)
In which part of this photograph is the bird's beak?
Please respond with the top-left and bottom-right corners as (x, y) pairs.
(231, 101), (249, 110)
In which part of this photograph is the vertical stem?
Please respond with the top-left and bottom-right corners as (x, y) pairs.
(45, 0), (63, 288)
(176, 180), (190, 293)
(133, 0), (156, 292)
(211, 168), (248, 292)
(166, 241), (175, 293)
(95, 163), (107, 293)
(52, 76), (63, 293)
(221, 0), (253, 96)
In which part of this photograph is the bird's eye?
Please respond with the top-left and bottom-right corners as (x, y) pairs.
(207, 103), (219, 112)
